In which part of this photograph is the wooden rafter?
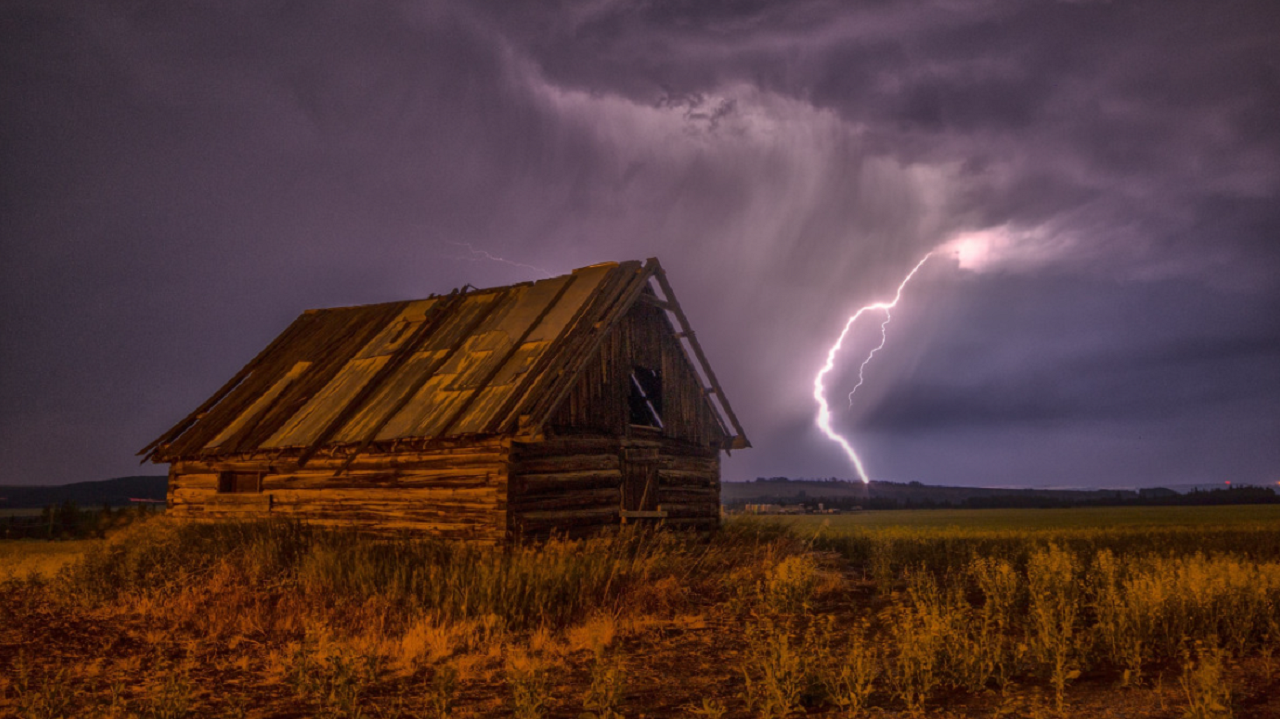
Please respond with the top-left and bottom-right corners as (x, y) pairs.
(648, 258), (751, 450)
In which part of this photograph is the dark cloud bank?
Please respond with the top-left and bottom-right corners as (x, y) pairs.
(2, 0), (1278, 488)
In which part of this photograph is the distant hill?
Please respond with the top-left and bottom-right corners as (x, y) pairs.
(723, 478), (1137, 507)
(0, 476), (167, 509)
(722, 477), (1277, 509)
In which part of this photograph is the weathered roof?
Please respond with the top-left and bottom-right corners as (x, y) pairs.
(142, 259), (748, 464)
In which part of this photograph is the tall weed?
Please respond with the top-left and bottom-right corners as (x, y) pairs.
(505, 649), (550, 719)
(741, 618), (806, 718)
(1180, 643), (1232, 719)
(1027, 545), (1083, 711)
(811, 619), (879, 715)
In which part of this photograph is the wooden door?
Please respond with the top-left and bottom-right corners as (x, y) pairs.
(620, 443), (662, 518)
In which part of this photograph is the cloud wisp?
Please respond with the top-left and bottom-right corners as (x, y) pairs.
(1, 0), (1277, 487)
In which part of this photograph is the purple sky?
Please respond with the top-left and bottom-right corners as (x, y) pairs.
(3, 1), (1278, 488)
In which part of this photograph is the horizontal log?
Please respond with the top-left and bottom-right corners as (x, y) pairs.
(664, 456), (719, 473)
(186, 504), (272, 517)
(173, 487), (498, 506)
(268, 499), (499, 517)
(171, 448), (508, 474)
(163, 510), (504, 541)
(515, 506), (619, 532)
(264, 501), (494, 516)
(207, 493), (271, 506)
(260, 517), (502, 540)
(657, 488), (719, 504)
(657, 471), (717, 487)
(657, 502), (720, 519)
(513, 454), (619, 474)
(512, 437), (620, 458)
(517, 469), (620, 491)
(509, 487), (617, 513)
(170, 487), (217, 503)
(262, 473), (497, 491)
(264, 486), (496, 503)
(518, 475), (619, 498)
(518, 505), (619, 521)
(620, 510), (667, 520)
(270, 506), (500, 525)
(170, 473), (218, 490)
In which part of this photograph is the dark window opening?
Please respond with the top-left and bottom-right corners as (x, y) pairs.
(628, 366), (663, 428)
(217, 472), (261, 494)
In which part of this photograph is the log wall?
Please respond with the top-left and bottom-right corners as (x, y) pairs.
(167, 431), (719, 540)
(508, 434), (720, 538)
(166, 439), (510, 542)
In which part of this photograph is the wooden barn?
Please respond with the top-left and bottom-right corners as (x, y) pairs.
(140, 259), (749, 541)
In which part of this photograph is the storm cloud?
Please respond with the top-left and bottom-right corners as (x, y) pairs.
(2, 0), (1277, 487)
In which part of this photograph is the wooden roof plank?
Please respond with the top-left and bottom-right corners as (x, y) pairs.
(481, 265), (615, 434)
(506, 264), (632, 430)
(330, 289), (515, 471)
(222, 302), (412, 454)
(293, 294), (479, 468)
(194, 303), (401, 456)
(138, 312), (316, 459)
(433, 273), (579, 439)
(167, 310), (368, 458)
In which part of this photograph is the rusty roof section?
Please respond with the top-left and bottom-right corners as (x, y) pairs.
(141, 259), (749, 465)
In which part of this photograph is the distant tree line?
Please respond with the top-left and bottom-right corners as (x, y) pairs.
(3, 501), (158, 540)
(726, 485), (1278, 512)
(753, 476), (848, 483)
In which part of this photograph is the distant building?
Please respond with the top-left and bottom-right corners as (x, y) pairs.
(741, 503), (806, 515)
(141, 260), (748, 541)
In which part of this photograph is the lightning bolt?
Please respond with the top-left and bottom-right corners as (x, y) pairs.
(813, 253), (933, 482)
(447, 241), (555, 278)
(847, 308), (895, 406)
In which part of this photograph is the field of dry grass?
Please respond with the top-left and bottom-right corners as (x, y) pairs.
(1, 509), (1278, 718)
(0, 540), (98, 581)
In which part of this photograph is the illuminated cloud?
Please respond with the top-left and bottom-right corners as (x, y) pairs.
(1, 0), (1277, 488)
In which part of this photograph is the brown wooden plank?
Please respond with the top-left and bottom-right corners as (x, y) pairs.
(139, 312), (317, 458)
(512, 454), (619, 474)
(183, 303), (408, 459)
(518, 472), (621, 497)
(297, 292), (496, 468)
(330, 290), (481, 464)
(433, 275), (579, 438)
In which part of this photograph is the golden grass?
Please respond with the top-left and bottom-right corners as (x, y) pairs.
(0, 538), (98, 580)
(0, 511), (1278, 717)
